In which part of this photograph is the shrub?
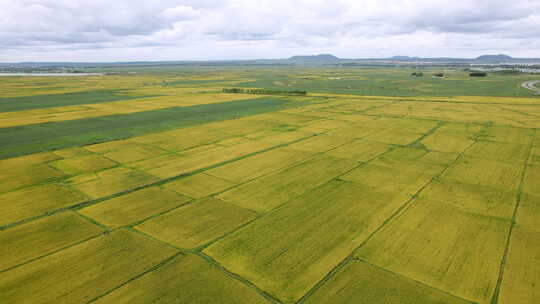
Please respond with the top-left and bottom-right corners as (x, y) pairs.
(470, 72), (487, 77)
(223, 88), (307, 96)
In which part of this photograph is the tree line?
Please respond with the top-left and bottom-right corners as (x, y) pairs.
(222, 88), (307, 96)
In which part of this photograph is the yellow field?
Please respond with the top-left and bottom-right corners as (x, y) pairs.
(1, 71), (538, 303)
(258, 130), (314, 144)
(298, 119), (350, 133)
(79, 187), (190, 228)
(131, 126), (231, 152)
(136, 198), (258, 249)
(441, 156), (523, 190)
(325, 125), (382, 138)
(0, 230), (178, 304)
(93, 254), (271, 304)
(420, 123), (479, 153)
(206, 118), (282, 137)
(0, 184), (88, 226)
(68, 167), (160, 198)
(102, 145), (167, 163)
(364, 101), (540, 128)
(287, 134), (351, 152)
(51, 154), (118, 175)
(52, 147), (92, 158)
(304, 260), (473, 304)
(205, 181), (409, 303)
(481, 125), (535, 144)
(419, 177), (517, 219)
(0, 211), (102, 271)
(163, 173), (236, 198)
(217, 155), (357, 212)
(0, 160), (65, 193)
(531, 144), (540, 164)
(464, 140), (530, 162)
(132, 141), (276, 179)
(342, 162), (437, 197)
(516, 162), (540, 230)
(365, 129), (423, 145)
(497, 227), (540, 304)
(206, 147), (315, 183)
(370, 145), (441, 167)
(244, 112), (320, 125)
(356, 198), (511, 303)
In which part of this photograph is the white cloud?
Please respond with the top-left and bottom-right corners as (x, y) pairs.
(0, 0), (539, 61)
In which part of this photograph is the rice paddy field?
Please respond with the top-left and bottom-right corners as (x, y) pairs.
(0, 66), (539, 303)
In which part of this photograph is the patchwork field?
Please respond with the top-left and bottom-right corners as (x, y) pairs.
(0, 67), (538, 304)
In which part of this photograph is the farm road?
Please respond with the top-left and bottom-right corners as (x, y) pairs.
(521, 80), (540, 94)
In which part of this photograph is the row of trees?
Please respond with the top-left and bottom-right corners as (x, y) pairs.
(223, 88), (307, 96)
(469, 72), (488, 77)
(411, 72), (444, 77)
(411, 72), (488, 77)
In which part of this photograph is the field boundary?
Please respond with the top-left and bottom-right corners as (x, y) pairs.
(0, 133), (320, 231)
(296, 135), (478, 304)
(489, 136), (535, 304)
(85, 251), (185, 303)
(354, 258), (479, 303)
(122, 227), (284, 304)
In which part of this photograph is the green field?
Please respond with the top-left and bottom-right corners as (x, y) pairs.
(0, 66), (539, 304)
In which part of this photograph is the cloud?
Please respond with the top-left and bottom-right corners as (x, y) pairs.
(0, 0), (539, 61)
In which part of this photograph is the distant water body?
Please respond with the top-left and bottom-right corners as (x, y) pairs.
(0, 73), (104, 77)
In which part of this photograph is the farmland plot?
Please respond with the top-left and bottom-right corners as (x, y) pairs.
(516, 162), (540, 231)
(102, 145), (167, 163)
(497, 227), (540, 304)
(0, 160), (65, 193)
(369, 147), (451, 174)
(0, 184), (88, 226)
(420, 123), (479, 153)
(67, 167), (159, 199)
(441, 156), (523, 190)
(1, 69), (539, 304)
(0, 212), (102, 271)
(287, 134), (351, 152)
(51, 154), (118, 175)
(217, 155), (357, 212)
(93, 254), (271, 304)
(136, 197), (258, 249)
(206, 147), (315, 183)
(305, 260), (473, 304)
(206, 181), (409, 303)
(325, 139), (391, 161)
(419, 177), (517, 219)
(0, 230), (178, 304)
(464, 140), (530, 163)
(163, 173), (236, 198)
(341, 163), (436, 197)
(356, 198), (511, 303)
(79, 187), (190, 228)
(133, 141), (276, 179)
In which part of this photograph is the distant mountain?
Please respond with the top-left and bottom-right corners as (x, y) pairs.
(288, 54), (340, 62)
(375, 54), (539, 64)
(475, 54), (514, 62)
(2, 54), (540, 69)
(389, 56), (420, 61)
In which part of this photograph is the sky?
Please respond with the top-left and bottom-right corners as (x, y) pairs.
(1, 0), (539, 62)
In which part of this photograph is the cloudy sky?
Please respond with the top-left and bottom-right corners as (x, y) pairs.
(1, 0), (539, 62)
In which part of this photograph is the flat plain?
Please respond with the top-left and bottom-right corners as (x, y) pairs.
(0, 67), (539, 303)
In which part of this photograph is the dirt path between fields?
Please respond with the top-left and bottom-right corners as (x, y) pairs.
(521, 80), (540, 95)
